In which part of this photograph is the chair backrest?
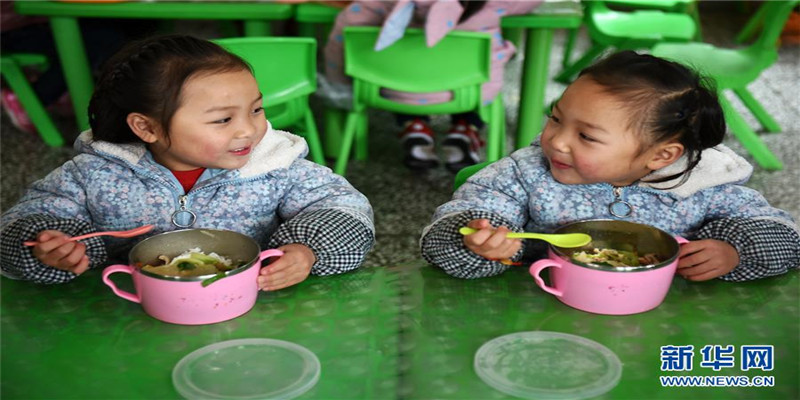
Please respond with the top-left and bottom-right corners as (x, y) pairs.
(343, 26), (492, 115)
(215, 37), (316, 128)
(454, 160), (493, 190)
(603, 0), (693, 12)
(585, 1), (697, 44)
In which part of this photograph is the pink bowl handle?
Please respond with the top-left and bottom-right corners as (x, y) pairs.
(529, 259), (563, 297)
(671, 236), (689, 275)
(102, 264), (140, 303)
(258, 249), (284, 264)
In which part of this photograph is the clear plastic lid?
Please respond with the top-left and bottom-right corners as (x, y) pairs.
(474, 331), (622, 399)
(173, 338), (320, 399)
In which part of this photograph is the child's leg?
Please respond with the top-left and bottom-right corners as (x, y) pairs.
(442, 111), (485, 173)
(396, 113), (439, 170)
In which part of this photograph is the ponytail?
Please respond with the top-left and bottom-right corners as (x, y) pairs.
(579, 51), (726, 184)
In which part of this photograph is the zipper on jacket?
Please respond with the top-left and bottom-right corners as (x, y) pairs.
(171, 195), (197, 228)
(168, 175), (269, 228)
(99, 150), (283, 229)
(608, 186), (633, 217)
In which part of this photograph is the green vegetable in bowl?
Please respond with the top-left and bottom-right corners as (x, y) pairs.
(142, 248), (242, 277)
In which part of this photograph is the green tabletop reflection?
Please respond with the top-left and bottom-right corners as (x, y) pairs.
(1, 267), (399, 399)
(2, 263), (797, 399)
(394, 264), (799, 399)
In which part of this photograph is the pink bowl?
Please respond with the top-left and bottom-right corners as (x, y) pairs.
(102, 229), (282, 325)
(529, 220), (687, 315)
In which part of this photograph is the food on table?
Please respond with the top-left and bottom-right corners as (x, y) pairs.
(141, 248), (245, 277)
(571, 247), (662, 267)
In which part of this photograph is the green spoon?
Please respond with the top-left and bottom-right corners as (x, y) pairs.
(459, 227), (592, 248)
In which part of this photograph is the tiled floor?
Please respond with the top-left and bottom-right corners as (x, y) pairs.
(2, 7), (798, 268)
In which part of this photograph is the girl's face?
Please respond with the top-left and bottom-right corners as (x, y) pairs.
(149, 69), (267, 171)
(541, 76), (666, 187)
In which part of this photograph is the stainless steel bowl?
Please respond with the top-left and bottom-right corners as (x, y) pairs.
(552, 219), (680, 272)
(128, 229), (261, 281)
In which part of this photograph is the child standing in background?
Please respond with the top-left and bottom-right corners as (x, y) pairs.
(323, 0), (541, 172)
(1, 35), (375, 289)
(421, 51), (799, 281)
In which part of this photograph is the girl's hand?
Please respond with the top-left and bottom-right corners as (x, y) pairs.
(30, 230), (90, 275)
(463, 219), (522, 261)
(677, 239), (740, 281)
(257, 243), (316, 291)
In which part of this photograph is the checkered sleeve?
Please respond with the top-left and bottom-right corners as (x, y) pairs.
(1, 214), (107, 284)
(268, 208), (374, 276)
(694, 217), (800, 281)
(420, 210), (533, 279)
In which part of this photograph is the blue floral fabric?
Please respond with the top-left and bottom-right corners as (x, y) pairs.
(1, 127), (375, 283)
(422, 144), (799, 281)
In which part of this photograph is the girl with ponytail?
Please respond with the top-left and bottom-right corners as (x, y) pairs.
(423, 51), (799, 282)
(1, 35), (374, 286)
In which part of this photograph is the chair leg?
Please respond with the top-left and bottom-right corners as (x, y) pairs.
(733, 87), (781, 133)
(323, 108), (346, 159)
(554, 43), (607, 84)
(486, 99), (506, 161)
(355, 115), (368, 161)
(688, 1), (703, 41)
(298, 22), (316, 38)
(497, 105), (507, 160)
(562, 27), (579, 69)
(302, 109), (327, 165)
(485, 116), (498, 163)
(735, 3), (766, 44)
(0, 58), (64, 147)
(719, 95), (782, 170)
(333, 111), (362, 175)
(503, 27), (523, 53)
(243, 21), (271, 36)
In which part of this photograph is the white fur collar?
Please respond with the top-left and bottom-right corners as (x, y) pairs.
(639, 144), (753, 198)
(76, 121), (308, 178)
(238, 125), (308, 178)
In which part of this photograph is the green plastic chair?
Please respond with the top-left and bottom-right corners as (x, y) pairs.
(555, 0), (697, 83)
(561, 0), (701, 70)
(215, 37), (325, 165)
(332, 26), (505, 176)
(454, 160), (492, 191)
(0, 53), (64, 147)
(651, 0), (798, 171)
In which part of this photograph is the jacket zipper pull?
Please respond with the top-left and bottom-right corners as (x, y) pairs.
(608, 186), (633, 217)
(171, 195), (197, 228)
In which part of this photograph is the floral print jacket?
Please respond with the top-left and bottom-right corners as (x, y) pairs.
(421, 143), (800, 281)
(1, 124), (374, 284)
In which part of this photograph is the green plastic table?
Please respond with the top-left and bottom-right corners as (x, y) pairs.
(394, 264), (799, 399)
(14, 1), (294, 131)
(3, 262), (797, 399)
(1, 267), (399, 399)
(501, 1), (583, 149)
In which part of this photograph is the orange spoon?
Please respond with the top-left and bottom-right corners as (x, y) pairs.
(24, 224), (154, 247)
